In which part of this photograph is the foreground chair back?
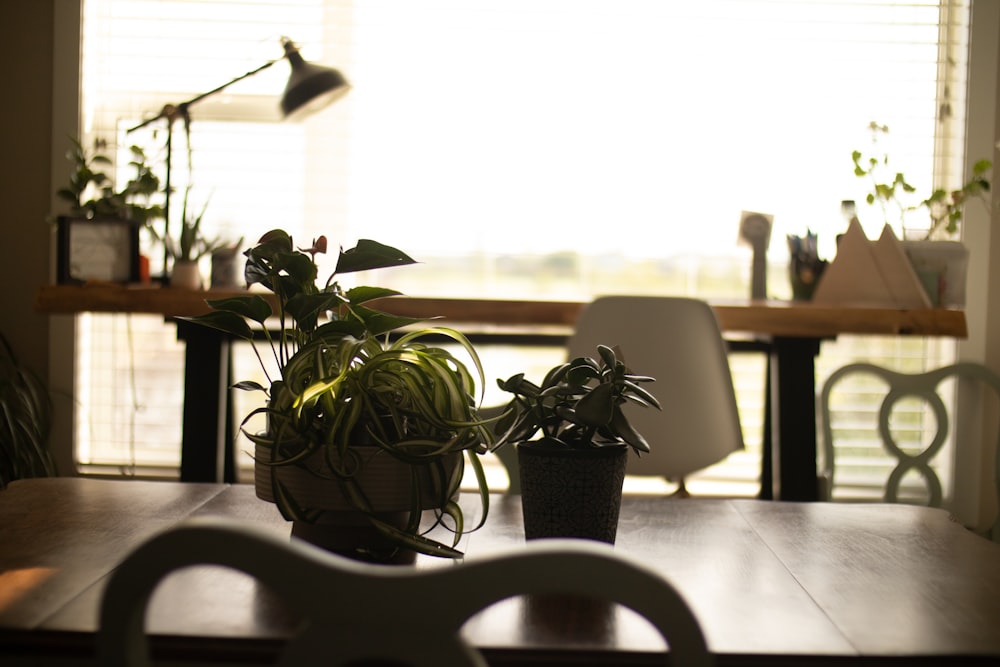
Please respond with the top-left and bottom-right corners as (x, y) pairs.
(567, 296), (744, 492)
(98, 518), (711, 666)
(819, 362), (1000, 531)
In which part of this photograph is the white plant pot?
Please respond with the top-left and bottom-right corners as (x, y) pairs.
(170, 260), (202, 290)
(901, 240), (969, 307)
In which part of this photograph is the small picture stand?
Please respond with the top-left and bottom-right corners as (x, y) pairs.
(738, 211), (774, 300)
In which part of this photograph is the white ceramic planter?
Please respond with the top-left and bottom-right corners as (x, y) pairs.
(900, 240), (969, 307)
(170, 260), (203, 290)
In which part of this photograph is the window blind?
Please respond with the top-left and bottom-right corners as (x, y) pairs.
(74, 0), (970, 496)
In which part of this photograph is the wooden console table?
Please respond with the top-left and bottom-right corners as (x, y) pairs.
(36, 285), (967, 500)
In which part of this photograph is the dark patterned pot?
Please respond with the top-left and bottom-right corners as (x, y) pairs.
(517, 441), (628, 544)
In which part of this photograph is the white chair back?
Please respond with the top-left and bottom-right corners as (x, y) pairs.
(567, 296), (744, 482)
(819, 361), (1000, 540)
(98, 518), (712, 666)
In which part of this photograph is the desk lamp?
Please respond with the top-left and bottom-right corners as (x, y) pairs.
(127, 37), (351, 273)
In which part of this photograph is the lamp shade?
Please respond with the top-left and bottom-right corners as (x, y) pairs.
(280, 38), (351, 118)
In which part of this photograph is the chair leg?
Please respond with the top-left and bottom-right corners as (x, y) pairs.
(671, 478), (690, 498)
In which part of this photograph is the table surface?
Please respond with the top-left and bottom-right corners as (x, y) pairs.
(35, 285), (968, 339)
(1, 478), (998, 666)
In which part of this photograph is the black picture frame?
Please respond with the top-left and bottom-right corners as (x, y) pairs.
(56, 216), (141, 285)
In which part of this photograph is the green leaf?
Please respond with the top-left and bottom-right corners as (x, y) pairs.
(347, 304), (429, 336)
(232, 380), (267, 392)
(335, 239), (417, 274)
(256, 229), (293, 251)
(204, 295), (272, 324)
(369, 516), (464, 558)
(344, 285), (403, 305)
(177, 311), (255, 340)
(574, 382), (615, 427)
(285, 292), (341, 331)
(313, 318), (367, 339)
(610, 405), (650, 453)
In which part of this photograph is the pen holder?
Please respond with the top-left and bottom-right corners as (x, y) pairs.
(789, 257), (828, 301)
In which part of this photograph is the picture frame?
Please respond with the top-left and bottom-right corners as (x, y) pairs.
(56, 216), (141, 285)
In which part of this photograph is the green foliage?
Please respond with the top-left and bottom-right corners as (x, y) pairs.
(56, 137), (164, 225)
(852, 121), (992, 239)
(0, 334), (55, 488)
(492, 344), (660, 455)
(181, 230), (492, 559)
(153, 188), (227, 262)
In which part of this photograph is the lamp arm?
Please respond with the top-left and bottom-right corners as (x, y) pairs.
(127, 57), (280, 134)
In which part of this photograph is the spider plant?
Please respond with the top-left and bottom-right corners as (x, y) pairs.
(0, 333), (56, 488)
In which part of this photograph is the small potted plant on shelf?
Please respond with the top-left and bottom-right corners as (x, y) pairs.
(852, 121), (992, 240)
(156, 189), (227, 289)
(182, 230), (492, 563)
(54, 137), (164, 285)
(491, 344), (660, 544)
(851, 121), (993, 306)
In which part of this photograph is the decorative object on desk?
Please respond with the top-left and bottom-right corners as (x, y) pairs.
(852, 121), (991, 240)
(209, 238), (244, 289)
(812, 219), (932, 308)
(127, 36), (350, 279)
(0, 333), (56, 488)
(738, 210), (773, 300)
(492, 345), (660, 543)
(53, 138), (164, 285)
(180, 230), (492, 563)
(786, 229), (827, 300)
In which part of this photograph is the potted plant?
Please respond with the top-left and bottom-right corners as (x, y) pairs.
(851, 121), (992, 306)
(54, 137), (164, 284)
(157, 189), (227, 289)
(0, 332), (56, 488)
(852, 122), (992, 240)
(491, 344), (660, 544)
(182, 230), (492, 562)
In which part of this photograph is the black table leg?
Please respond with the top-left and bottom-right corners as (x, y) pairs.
(175, 319), (234, 483)
(769, 336), (822, 501)
(759, 357), (773, 500)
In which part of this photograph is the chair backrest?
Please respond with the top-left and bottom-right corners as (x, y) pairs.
(566, 296), (744, 481)
(98, 518), (712, 667)
(819, 362), (1000, 529)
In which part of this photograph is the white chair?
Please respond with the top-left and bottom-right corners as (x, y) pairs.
(565, 296), (745, 495)
(98, 518), (712, 667)
(819, 362), (1000, 531)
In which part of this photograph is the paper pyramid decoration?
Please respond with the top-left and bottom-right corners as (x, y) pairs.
(812, 219), (931, 308)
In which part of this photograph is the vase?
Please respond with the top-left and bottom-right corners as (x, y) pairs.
(900, 240), (969, 307)
(170, 260), (202, 290)
(254, 443), (462, 563)
(517, 441), (628, 544)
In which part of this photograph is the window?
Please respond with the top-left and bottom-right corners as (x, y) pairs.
(75, 0), (971, 497)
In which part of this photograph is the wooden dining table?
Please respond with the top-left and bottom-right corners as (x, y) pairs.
(35, 285), (969, 500)
(1, 477), (998, 666)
